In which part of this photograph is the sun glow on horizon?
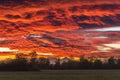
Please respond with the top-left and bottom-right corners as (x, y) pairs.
(0, 55), (15, 61)
(0, 47), (18, 52)
(37, 52), (54, 56)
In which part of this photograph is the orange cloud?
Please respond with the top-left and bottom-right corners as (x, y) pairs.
(0, 0), (120, 58)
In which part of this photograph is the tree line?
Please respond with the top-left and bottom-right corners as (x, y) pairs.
(0, 52), (120, 71)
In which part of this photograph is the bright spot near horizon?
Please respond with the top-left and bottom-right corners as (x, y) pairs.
(0, 48), (18, 52)
(37, 52), (53, 56)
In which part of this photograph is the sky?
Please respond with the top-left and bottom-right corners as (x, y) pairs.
(0, 0), (120, 58)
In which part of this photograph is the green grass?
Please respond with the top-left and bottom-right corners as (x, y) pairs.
(0, 70), (120, 80)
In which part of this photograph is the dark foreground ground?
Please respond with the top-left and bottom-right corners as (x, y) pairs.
(0, 70), (120, 80)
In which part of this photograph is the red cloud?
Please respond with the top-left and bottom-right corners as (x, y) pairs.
(0, 0), (120, 58)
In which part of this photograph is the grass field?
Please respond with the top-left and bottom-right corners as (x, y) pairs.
(0, 70), (120, 80)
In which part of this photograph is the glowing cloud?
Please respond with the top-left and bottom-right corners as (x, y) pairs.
(96, 46), (112, 52)
(0, 48), (18, 52)
(89, 27), (120, 32)
(37, 52), (53, 56)
(103, 42), (120, 49)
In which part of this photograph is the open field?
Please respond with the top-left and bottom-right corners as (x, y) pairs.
(0, 70), (120, 80)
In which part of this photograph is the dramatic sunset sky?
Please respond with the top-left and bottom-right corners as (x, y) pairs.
(0, 0), (120, 58)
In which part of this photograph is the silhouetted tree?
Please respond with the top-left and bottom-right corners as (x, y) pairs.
(6, 53), (29, 71)
(29, 51), (40, 71)
(0, 55), (120, 71)
(79, 57), (92, 69)
(93, 59), (102, 69)
(54, 59), (61, 69)
(60, 59), (79, 69)
(107, 56), (116, 69)
(116, 58), (120, 69)
(38, 58), (50, 69)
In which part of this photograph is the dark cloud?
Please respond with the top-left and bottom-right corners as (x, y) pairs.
(71, 14), (120, 28)
(100, 16), (117, 25)
(78, 23), (102, 28)
(116, 14), (120, 20)
(42, 34), (67, 46)
(0, 0), (119, 8)
(36, 10), (49, 15)
(29, 0), (47, 3)
(80, 4), (120, 11)
(72, 15), (90, 21)
(27, 34), (67, 47)
(28, 38), (50, 47)
(46, 12), (56, 19)
(44, 11), (65, 26)
(5, 14), (21, 19)
(0, 0), (50, 7)
(23, 12), (33, 19)
(0, 0), (26, 7)
(0, 40), (15, 44)
(93, 4), (120, 10)
(50, 20), (63, 26)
